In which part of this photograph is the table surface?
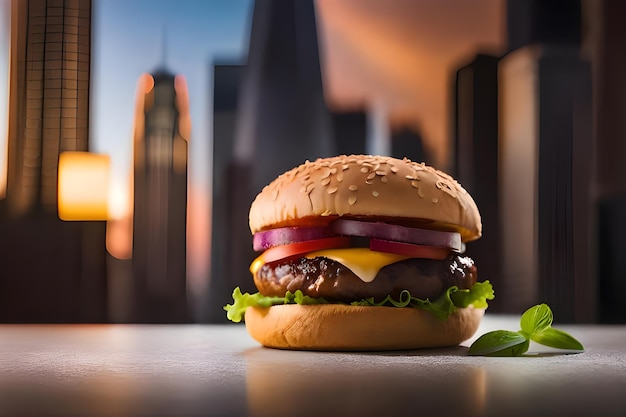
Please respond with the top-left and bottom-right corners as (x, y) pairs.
(1, 316), (625, 417)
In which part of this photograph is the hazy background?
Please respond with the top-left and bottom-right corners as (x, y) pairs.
(4, 0), (619, 324)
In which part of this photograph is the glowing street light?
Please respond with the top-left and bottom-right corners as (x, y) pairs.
(58, 151), (111, 221)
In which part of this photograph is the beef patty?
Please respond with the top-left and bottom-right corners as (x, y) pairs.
(253, 253), (478, 303)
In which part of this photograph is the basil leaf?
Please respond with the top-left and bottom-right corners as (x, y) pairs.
(487, 338), (530, 357)
(468, 330), (529, 356)
(520, 303), (553, 335)
(531, 327), (584, 351)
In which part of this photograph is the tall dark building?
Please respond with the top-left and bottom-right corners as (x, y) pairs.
(332, 110), (368, 156)
(0, 0), (107, 323)
(453, 54), (501, 311)
(205, 63), (244, 323)
(498, 0), (594, 322)
(220, 0), (336, 301)
(132, 69), (189, 323)
(390, 126), (426, 163)
(5, 0), (91, 217)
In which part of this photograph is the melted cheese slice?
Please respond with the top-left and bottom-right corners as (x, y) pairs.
(250, 248), (411, 282)
(305, 248), (410, 282)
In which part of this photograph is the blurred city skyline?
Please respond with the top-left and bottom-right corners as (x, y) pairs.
(0, 0), (253, 212)
(0, 0), (253, 288)
(0, 0), (505, 315)
(2, 0), (621, 324)
(90, 0), (252, 222)
(0, 0), (506, 209)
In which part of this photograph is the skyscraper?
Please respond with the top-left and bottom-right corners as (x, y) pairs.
(132, 69), (190, 323)
(5, 0), (91, 218)
(222, 0), (335, 301)
(0, 0), (107, 323)
(206, 62), (244, 323)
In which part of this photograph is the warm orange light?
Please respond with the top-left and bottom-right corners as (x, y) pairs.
(106, 215), (133, 260)
(58, 152), (111, 221)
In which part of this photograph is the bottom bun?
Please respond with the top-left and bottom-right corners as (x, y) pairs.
(244, 304), (484, 351)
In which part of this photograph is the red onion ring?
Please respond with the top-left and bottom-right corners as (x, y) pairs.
(330, 219), (462, 252)
(253, 226), (337, 251)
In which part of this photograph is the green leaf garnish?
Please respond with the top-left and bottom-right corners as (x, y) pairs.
(520, 303), (553, 336)
(224, 281), (494, 323)
(469, 330), (529, 356)
(531, 327), (585, 351)
(469, 303), (584, 356)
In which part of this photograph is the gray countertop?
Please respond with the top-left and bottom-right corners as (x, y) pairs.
(1, 316), (625, 417)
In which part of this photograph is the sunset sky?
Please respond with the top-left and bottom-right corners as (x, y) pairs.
(90, 0), (253, 218)
(0, 0), (504, 280)
(0, 0), (253, 206)
(1, 0), (505, 204)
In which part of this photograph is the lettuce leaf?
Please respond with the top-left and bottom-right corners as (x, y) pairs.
(224, 287), (327, 323)
(224, 280), (494, 323)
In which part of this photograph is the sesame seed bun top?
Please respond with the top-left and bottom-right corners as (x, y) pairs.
(248, 154), (482, 242)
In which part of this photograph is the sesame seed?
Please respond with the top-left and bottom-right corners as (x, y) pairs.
(327, 186), (338, 194)
(360, 167), (369, 174)
(321, 177), (331, 186)
(375, 170), (386, 176)
(348, 184), (358, 191)
(367, 172), (376, 180)
(432, 197), (439, 203)
(380, 176), (388, 183)
(372, 191), (379, 197)
(348, 195), (358, 205)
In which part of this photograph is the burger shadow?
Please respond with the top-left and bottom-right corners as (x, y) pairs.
(242, 344), (470, 357)
(358, 345), (470, 357)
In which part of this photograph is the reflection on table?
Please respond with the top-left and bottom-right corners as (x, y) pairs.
(0, 316), (625, 417)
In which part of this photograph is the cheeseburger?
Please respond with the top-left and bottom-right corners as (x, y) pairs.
(225, 154), (494, 351)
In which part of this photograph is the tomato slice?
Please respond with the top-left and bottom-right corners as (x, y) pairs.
(259, 236), (352, 264)
(369, 238), (449, 260)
